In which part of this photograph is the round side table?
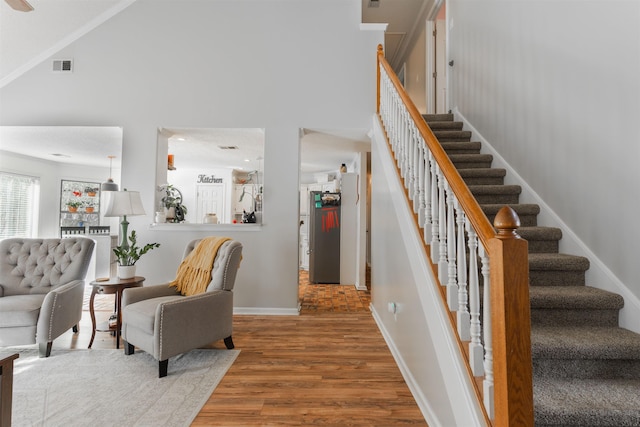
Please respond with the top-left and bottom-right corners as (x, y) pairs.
(88, 276), (145, 349)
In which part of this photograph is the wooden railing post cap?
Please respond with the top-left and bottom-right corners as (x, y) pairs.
(494, 206), (521, 239)
(377, 44), (384, 54)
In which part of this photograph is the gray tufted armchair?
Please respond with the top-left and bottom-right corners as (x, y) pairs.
(0, 237), (95, 357)
(121, 238), (242, 377)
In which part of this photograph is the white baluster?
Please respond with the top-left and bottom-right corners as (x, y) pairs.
(417, 141), (425, 225)
(438, 170), (448, 282)
(430, 162), (439, 262)
(446, 183), (458, 310)
(411, 125), (420, 212)
(456, 202), (470, 341)
(402, 110), (410, 182)
(480, 244), (494, 420)
(423, 151), (433, 243)
(467, 221), (484, 376)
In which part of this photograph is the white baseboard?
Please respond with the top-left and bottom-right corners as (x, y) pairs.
(370, 305), (438, 426)
(233, 307), (300, 316)
(454, 108), (640, 333)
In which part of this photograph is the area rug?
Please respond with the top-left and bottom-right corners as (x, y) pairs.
(10, 348), (239, 426)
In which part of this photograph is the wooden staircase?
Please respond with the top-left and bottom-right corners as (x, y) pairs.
(424, 113), (640, 426)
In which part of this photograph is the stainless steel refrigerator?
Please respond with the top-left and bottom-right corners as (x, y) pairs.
(308, 191), (341, 284)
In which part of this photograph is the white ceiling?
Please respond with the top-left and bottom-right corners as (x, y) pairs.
(0, 0), (431, 174)
(0, 126), (123, 168)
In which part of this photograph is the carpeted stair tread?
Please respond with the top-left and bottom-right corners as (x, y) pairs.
(426, 121), (464, 130)
(468, 184), (521, 195)
(423, 113), (453, 122)
(529, 286), (624, 310)
(529, 253), (590, 271)
(482, 203), (540, 215)
(534, 377), (640, 426)
(531, 326), (640, 359)
(518, 226), (562, 242)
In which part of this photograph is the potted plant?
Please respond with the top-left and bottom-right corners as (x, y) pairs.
(112, 230), (160, 279)
(84, 186), (98, 197)
(84, 201), (95, 213)
(66, 200), (83, 212)
(160, 184), (188, 222)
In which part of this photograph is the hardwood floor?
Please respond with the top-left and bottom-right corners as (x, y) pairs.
(53, 275), (427, 426)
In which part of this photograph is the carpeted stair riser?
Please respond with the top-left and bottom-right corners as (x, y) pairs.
(469, 184), (522, 205)
(518, 227), (561, 253)
(427, 121), (464, 131)
(459, 168), (506, 186)
(441, 141), (482, 155)
(529, 270), (586, 287)
(529, 253), (590, 286)
(529, 286), (623, 326)
(423, 113), (453, 122)
(482, 204), (540, 227)
(450, 154), (494, 169)
(423, 114), (640, 427)
(533, 358), (640, 379)
(433, 130), (473, 141)
(530, 308), (620, 327)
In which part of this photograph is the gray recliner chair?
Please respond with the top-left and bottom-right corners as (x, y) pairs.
(0, 237), (95, 357)
(121, 238), (242, 377)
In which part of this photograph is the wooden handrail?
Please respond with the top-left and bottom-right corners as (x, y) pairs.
(376, 45), (495, 250)
(376, 45), (533, 426)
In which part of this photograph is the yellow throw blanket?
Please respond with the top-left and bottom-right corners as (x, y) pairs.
(169, 236), (231, 296)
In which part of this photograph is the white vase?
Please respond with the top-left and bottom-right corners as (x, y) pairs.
(155, 211), (166, 223)
(203, 213), (218, 224)
(117, 265), (136, 279)
(165, 206), (175, 221)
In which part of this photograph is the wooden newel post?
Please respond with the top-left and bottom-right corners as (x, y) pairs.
(489, 206), (534, 426)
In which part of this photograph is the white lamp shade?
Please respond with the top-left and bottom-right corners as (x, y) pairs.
(104, 190), (146, 217)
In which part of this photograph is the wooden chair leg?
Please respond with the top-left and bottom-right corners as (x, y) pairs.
(123, 341), (135, 355)
(224, 336), (234, 349)
(159, 359), (168, 378)
(39, 342), (52, 358)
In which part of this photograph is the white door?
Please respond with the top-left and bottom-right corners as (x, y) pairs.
(435, 18), (447, 113)
(196, 184), (226, 223)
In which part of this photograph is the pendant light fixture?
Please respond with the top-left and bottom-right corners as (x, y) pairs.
(101, 155), (119, 191)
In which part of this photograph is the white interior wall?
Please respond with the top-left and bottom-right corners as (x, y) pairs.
(403, 23), (427, 114)
(447, 1), (640, 299)
(0, 0), (384, 312)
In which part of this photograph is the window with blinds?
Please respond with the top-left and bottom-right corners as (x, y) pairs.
(0, 172), (40, 239)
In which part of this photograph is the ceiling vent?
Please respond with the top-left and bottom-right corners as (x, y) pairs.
(218, 145), (239, 150)
(368, 0), (380, 7)
(52, 59), (73, 73)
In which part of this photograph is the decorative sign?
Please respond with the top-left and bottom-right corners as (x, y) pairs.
(196, 174), (223, 184)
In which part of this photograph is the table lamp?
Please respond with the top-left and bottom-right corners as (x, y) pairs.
(104, 189), (146, 250)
